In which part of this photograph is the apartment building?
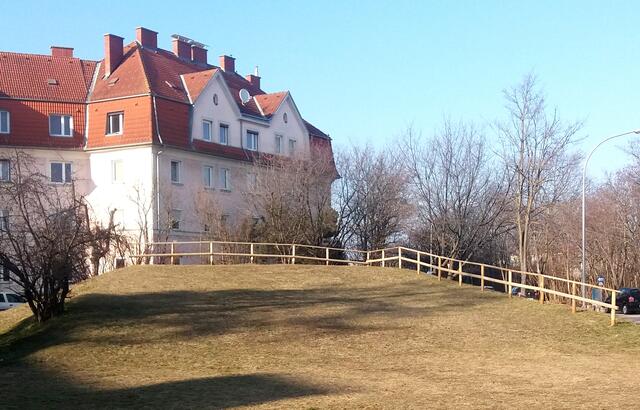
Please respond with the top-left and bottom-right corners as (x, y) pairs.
(0, 27), (335, 282)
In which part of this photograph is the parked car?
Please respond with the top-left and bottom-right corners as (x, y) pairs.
(0, 292), (26, 311)
(605, 288), (640, 315)
(511, 287), (540, 299)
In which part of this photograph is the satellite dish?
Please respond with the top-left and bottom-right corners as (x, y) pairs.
(239, 88), (251, 104)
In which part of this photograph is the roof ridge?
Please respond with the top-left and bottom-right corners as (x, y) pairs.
(0, 50), (97, 63)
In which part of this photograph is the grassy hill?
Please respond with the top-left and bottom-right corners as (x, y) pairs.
(1, 264), (639, 409)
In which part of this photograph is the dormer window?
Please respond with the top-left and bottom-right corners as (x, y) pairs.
(246, 130), (258, 151)
(0, 111), (9, 134)
(49, 114), (73, 137)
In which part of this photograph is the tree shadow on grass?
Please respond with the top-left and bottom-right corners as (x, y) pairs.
(0, 278), (495, 407)
(2, 367), (332, 409)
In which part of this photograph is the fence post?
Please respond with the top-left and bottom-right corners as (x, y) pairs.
(437, 257), (442, 280)
(170, 242), (176, 265)
(416, 251), (420, 274)
(326, 247), (330, 266)
(209, 242), (214, 265)
(611, 290), (617, 326)
(292, 245), (296, 265)
(571, 282), (576, 314)
(508, 270), (513, 298)
(382, 250), (385, 268)
(366, 251), (370, 266)
(480, 265), (485, 291)
(250, 243), (254, 264)
(539, 276), (545, 304)
(458, 263), (463, 287)
(398, 247), (402, 269)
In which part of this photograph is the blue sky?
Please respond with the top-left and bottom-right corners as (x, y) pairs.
(2, 1), (640, 178)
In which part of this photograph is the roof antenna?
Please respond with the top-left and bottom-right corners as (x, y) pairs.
(254, 65), (259, 77)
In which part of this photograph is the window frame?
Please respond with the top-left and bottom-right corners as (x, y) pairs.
(202, 119), (213, 141)
(219, 167), (231, 191)
(111, 159), (124, 184)
(48, 114), (73, 137)
(0, 159), (10, 182)
(0, 209), (8, 233)
(288, 138), (297, 155)
(170, 160), (182, 184)
(203, 165), (214, 188)
(0, 264), (9, 282)
(0, 110), (10, 134)
(275, 134), (283, 154)
(219, 123), (229, 145)
(106, 112), (124, 136)
(49, 161), (72, 184)
(245, 130), (259, 151)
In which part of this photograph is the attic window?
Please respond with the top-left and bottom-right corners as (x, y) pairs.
(165, 80), (181, 90)
(47, 79), (59, 86)
(283, 113), (288, 124)
(108, 77), (119, 86)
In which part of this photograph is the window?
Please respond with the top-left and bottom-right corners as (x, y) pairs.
(288, 139), (296, 155)
(247, 173), (257, 190)
(170, 209), (182, 230)
(49, 114), (73, 137)
(219, 124), (229, 145)
(0, 159), (9, 182)
(220, 214), (229, 226)
(202, 120), (213, 141)
(6, 294), (24, 303)
(170, 161), (181, 184)
(275, 135), (283, 154)
(0, 264), (9, 282)
(0, 111), (9, 134)
(246, 130), (258, 151)
(203, 224), (210, 233)
(0, 210), (8, 232)
(219, 168), (230, 190)
(203, 165), (214, 188)
(50, 162), (72, 183)
(112, 160), (124, 183)
(106, 112), (124, 135)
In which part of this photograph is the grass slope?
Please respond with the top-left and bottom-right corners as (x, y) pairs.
(1, 264), (639, 409)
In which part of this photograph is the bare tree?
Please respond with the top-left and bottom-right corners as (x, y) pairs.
(248, 151), (338, 247)
(402, 122), (511, 263)
(333, 145), (411, 250)
(0, 151), (119, 322)
(498, 73), (582, 287)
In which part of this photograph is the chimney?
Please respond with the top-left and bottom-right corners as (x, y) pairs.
(219, 55), (235, 72)
(172, 38), (190, 59)
(136, 27), (157, 49)
(104, 34), (124, 78)
(191, 45), (207, 64)
(51, 46), (74, 58)
(245, 74), (260, 89)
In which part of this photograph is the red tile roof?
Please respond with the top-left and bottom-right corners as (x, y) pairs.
(181, 68), (217, 103)
(254, 92), (287, 117)
(0, 51), (96, 102)
(90, 45), (149, 101)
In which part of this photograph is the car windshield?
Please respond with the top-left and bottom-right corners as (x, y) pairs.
(5, 294), (24, 303)
(630, 289), (640, 297)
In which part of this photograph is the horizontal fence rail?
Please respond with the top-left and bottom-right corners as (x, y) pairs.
(132, 241), (618, 326)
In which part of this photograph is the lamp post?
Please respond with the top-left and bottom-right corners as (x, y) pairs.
(581, 130), (640, 301)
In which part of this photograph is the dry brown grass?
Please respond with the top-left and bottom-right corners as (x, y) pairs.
(1, 264), (639, 409)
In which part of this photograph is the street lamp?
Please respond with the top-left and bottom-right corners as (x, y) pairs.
(581, 129), (640, 301)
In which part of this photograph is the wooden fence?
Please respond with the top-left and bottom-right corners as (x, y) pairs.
(134, 241), (618, 326)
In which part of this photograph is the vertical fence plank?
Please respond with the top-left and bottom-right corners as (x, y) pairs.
(539, 276), (545, 304)
(416, 251), (420, 274)
(458, 263), (462, 287)
(366, 251), (370, 266)
(250, 243), (254, 264)
(508, 270), (513, 298)
(611, 291), (617, 326)
(437, 257), (442, 280)
(326, 247), (330, 266)
(571, 282), (577, 313)
(398, 247), (402, 269)
(480, 265), (485, 291)
(292, 245), (296, 265)
(209, 242), (214, 265)
(382, 250), (385, 268)
(170, 242), (176, 265)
